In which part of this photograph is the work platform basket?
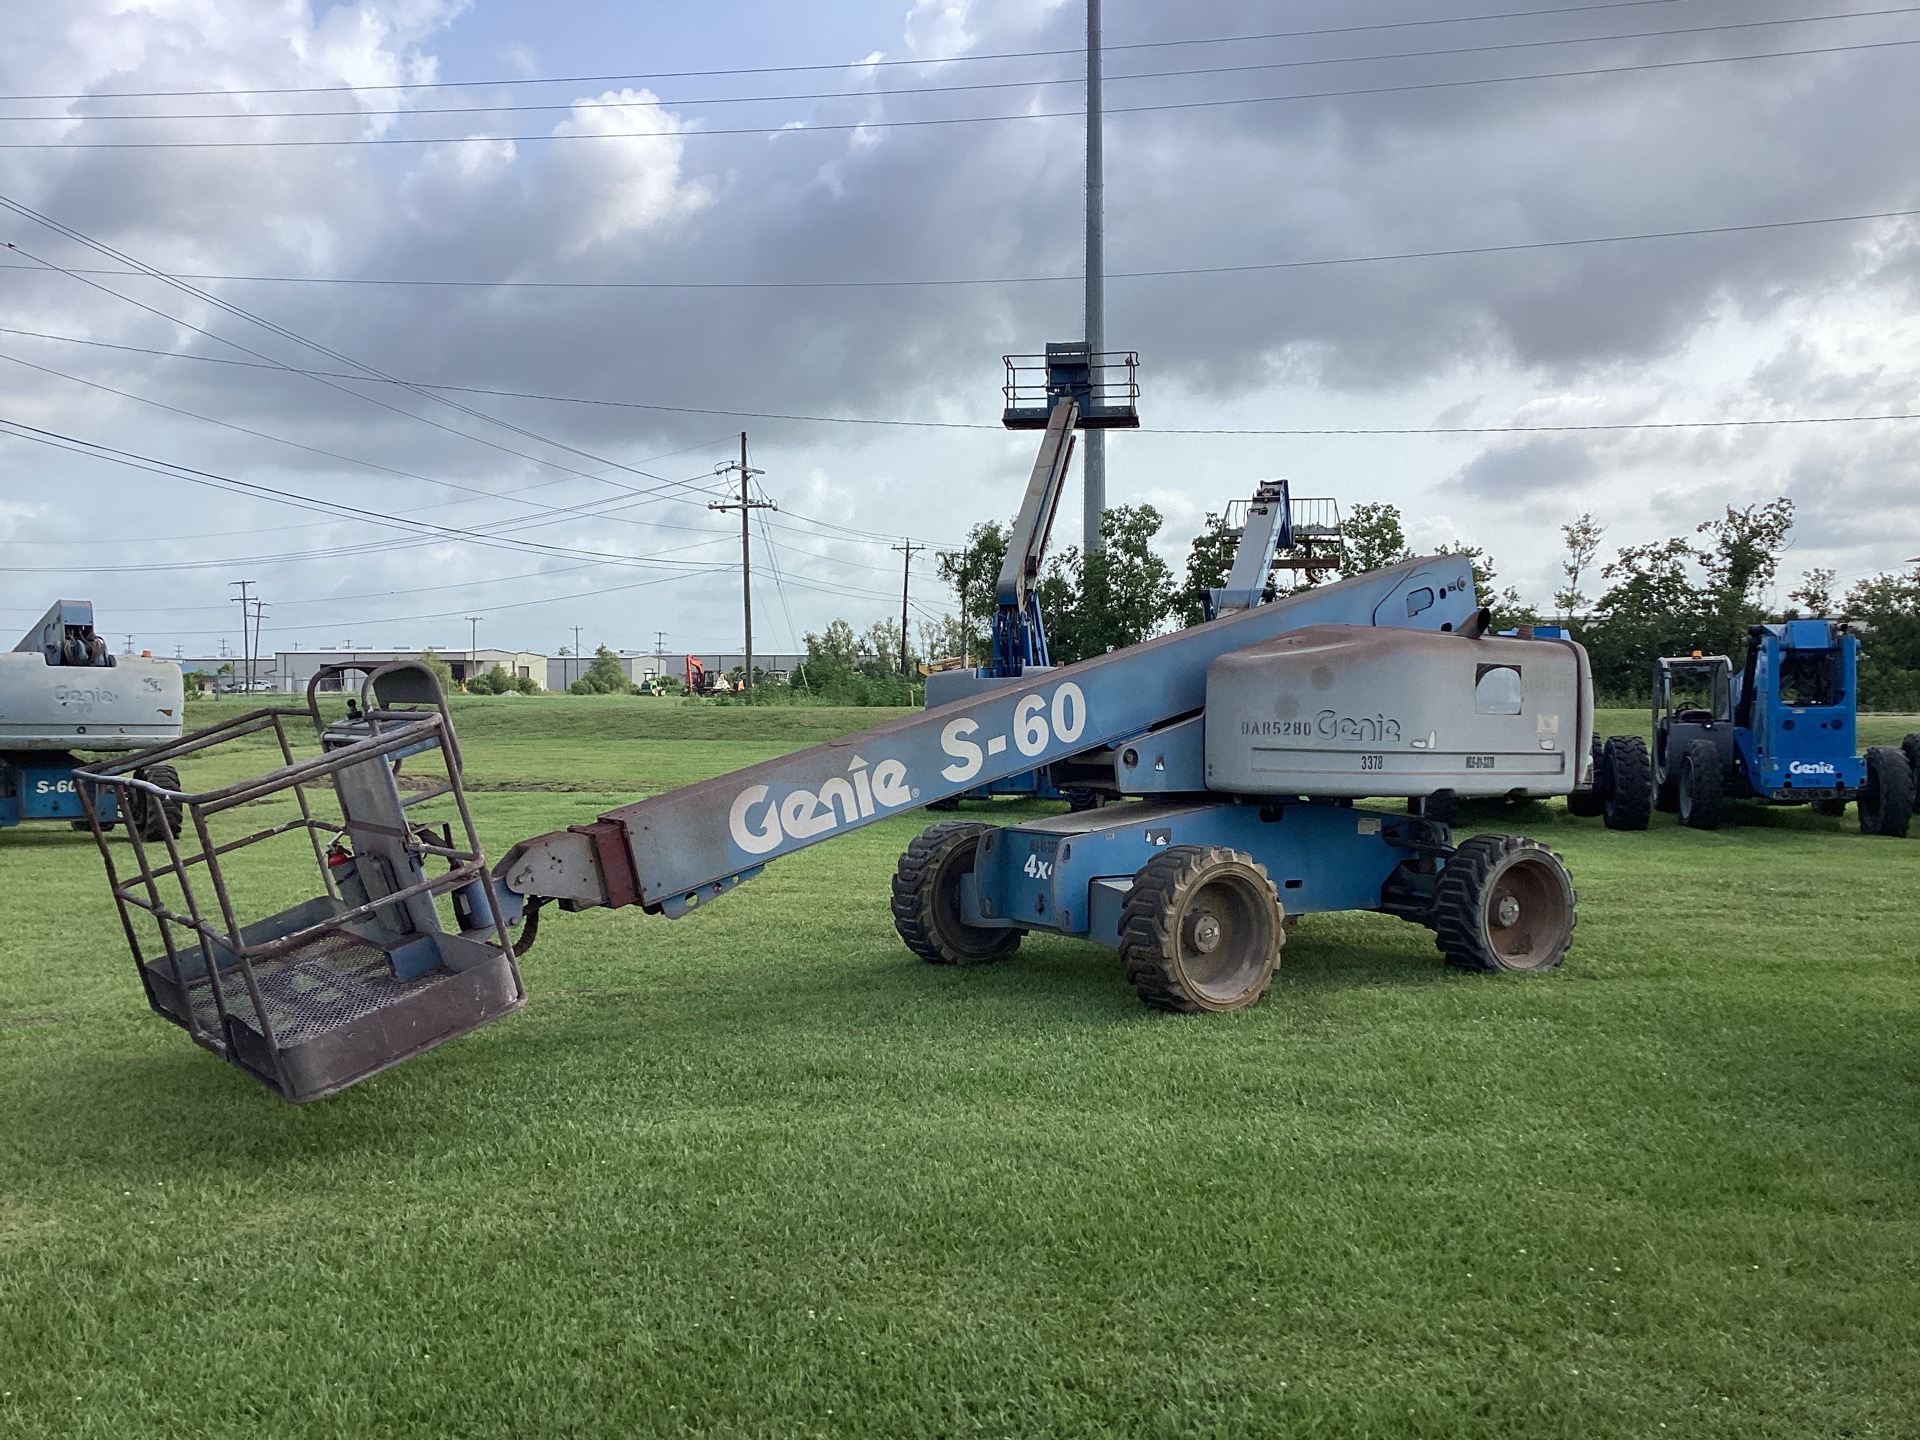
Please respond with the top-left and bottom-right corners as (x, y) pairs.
(77, 662), (524, 1103)
(1002, 344), (1140, 429)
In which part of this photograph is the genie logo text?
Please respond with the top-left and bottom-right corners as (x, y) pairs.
(1788, 760), (1838, 777)
(728, 755), (913, 856)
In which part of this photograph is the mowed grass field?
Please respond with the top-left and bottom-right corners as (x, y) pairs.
(3, 697), (1918, 1438)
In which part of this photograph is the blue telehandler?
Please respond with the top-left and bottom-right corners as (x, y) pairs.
(1580, 619), (1913, 835)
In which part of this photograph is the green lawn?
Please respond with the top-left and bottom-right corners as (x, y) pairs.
(2, 699), (1917, 1437)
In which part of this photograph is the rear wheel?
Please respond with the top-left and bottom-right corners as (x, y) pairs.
(1677, 741), (1724, 831)
(1902, 734), (1920, 801)
(1654, 738), (1680, 813)
(1565, 739), (1606, 818)
(1118, 846), (1284, 1014)
(1601, 736), (1652, 832)
(129, 763), (183, 842)
(891, 821), (1022, 966)
(1858, 746), (1915, 838)
(1813, 797), (1850, 818)
(1431, 835), (1576, 974)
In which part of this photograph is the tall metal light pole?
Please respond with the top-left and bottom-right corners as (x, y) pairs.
(466, 616), (481, 690)
(1082, 0), (1107, 556)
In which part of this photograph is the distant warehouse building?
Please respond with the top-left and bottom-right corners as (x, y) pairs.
(275, 648), (550, 693)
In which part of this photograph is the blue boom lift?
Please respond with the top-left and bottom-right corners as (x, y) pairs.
(1579, 619), (1913, 835)
(925, 346), (1142, 806)
(2, 600), (183, 837)
(83, 550), (1595, 1102)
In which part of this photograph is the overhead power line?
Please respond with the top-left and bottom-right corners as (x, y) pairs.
(0, 2), (1689, 101)
(0, 197), (950, 551)
(6, 37), (1916, 149)
(13, 8), (1915, 123)
(0, 417), (741, 573)
(6, 204), (1915, 294)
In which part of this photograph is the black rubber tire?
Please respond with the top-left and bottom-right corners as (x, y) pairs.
(1654, 740), (1680, 814)
(130, 763), (184, 843)
(1420, 790), (1459, 827)
(1600, 736), (1653, 832)
(1117, 845), (1284, 1013)
(1565, 739), (1606, 817)
(891, 821), (1022, 966)
(1431, 834), (1576, 974)
(1677, 740), (1724, 831)
(924, 797), (961, 813)
(1812, 797), (1850, 818)
(1858, 746), (1915, 838)
(1902, 734), (1920, 802)
(1063, 787), (1106, 813)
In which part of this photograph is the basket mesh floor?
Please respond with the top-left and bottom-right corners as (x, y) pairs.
(157, 929), (443, 1048)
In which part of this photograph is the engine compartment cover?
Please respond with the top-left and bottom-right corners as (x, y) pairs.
(1204, 624), (1592, 798)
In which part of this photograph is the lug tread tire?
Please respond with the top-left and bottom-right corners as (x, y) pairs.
(1118, 846), (1284, 1015)
(1601, 736), (1653, 831)
(1678, 739), (1724, 831)
(1431, 834), (1577, 974)
(1859, 746), (1915, 839)
(132, 763), (184, 842)
(1902, 734), (1920, 803)
(891, 820), (1022, 966)
(1566, 739), (1606, 818)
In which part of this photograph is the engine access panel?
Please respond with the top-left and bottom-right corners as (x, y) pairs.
(1203, 625), (1593, 799)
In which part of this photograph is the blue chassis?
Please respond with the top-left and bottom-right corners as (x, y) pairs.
(0, 751), (123, 829)
(958, 799), (1443, 946)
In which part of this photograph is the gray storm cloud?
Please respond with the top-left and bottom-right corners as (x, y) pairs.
(3, 0), (1918, 650)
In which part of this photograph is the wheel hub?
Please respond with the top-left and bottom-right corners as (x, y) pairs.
(1186, 911), (1223, 954)
(1494, 893), (1522, 927)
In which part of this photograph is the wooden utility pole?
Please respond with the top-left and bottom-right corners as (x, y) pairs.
(710, 432), (774, 698)
(892, 540), (925, 676)
(230, 579), (255, 692)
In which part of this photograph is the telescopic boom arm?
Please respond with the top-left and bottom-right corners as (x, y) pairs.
(495, 555), (1484, 920)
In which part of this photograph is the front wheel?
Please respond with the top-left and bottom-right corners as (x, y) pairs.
(1859, 746), (1915, 838)
(1432, 835), (1576, 974)
(129, 763), (184, 842)
(1677, 741), (1724, 831)
(1118, 846), (1284, 1013)
(891, 821), (1022, 966)
(1601, 736), (1653, 832)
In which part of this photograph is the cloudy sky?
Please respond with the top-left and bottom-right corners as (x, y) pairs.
(3, 0), (1919, 661)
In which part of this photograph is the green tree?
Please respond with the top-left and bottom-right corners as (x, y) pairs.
(569, 644), (633, 695)
(1788, 567), (1836, 618)
(858, 619), (918, 678)
(804, 619), (862, 670)
(1341, 502), (1412, 576)
(1181, 511), (1239, 627)
(1580, 538), (1708, 698)
(916, 614), (967, 668)
(415, 648), (456, 693)
(1434, 543), (1539, 631)
(1039, 505), (1179, 663)
(1844, 565), (1920, 709)
(936, 521), (1008, 666)
(1697, 499), (1795, 610)
(1554, 512), (1606, 621)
